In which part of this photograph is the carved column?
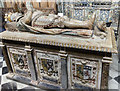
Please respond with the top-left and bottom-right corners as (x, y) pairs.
(25, 45), (37, 83)
(101, 56), (112, 89)
(0, 42), (13, 72)
(59, 50), (68, 89)
(101, 63), (109, 89)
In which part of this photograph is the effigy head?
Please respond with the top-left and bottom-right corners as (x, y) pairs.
(5, 12), (23, 22)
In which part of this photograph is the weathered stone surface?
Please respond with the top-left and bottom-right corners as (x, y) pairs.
(0, 26), (117, 89)
(0, 28), (117, 53)
(1, 82), (17, 91)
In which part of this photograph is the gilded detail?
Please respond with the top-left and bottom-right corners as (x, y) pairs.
(9, 48), (31, 77)
(70, 57), (99, 88)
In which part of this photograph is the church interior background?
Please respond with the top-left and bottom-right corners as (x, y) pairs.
(0, 0), (119, 90)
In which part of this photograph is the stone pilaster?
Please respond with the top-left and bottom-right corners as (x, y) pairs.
(25, 45), (37, 83)
(59, 50), (68, 89)
(0, 42), (13, 72)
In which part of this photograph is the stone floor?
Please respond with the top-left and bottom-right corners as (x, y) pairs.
(108, 53), (120, 90)
(0, 50), (119, 90)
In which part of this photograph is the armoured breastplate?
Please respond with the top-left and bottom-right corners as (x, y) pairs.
(32, 13), (63, 28)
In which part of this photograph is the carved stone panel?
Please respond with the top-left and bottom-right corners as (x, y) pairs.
(35, 50), (61, 86)
(68, 56), (102, 89)
(7, 47), (31, 77)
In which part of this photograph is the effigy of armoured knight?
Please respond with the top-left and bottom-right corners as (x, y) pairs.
(5, 2), (107, 38)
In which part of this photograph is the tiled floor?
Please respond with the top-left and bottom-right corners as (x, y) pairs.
(0, 57), (42, 91)
(0, 53), (119, 90)
(108, 53), (120, 90)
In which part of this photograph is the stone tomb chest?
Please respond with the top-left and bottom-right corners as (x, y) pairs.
(0, 28), (117, 89)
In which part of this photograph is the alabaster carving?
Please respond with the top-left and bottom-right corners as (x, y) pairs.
(94, 21), (108, 39)
(8, 47), (31, 77)
(5, 2), (107, 38)
(70, 57), (99, 88)
(0, 2), (118, 90)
